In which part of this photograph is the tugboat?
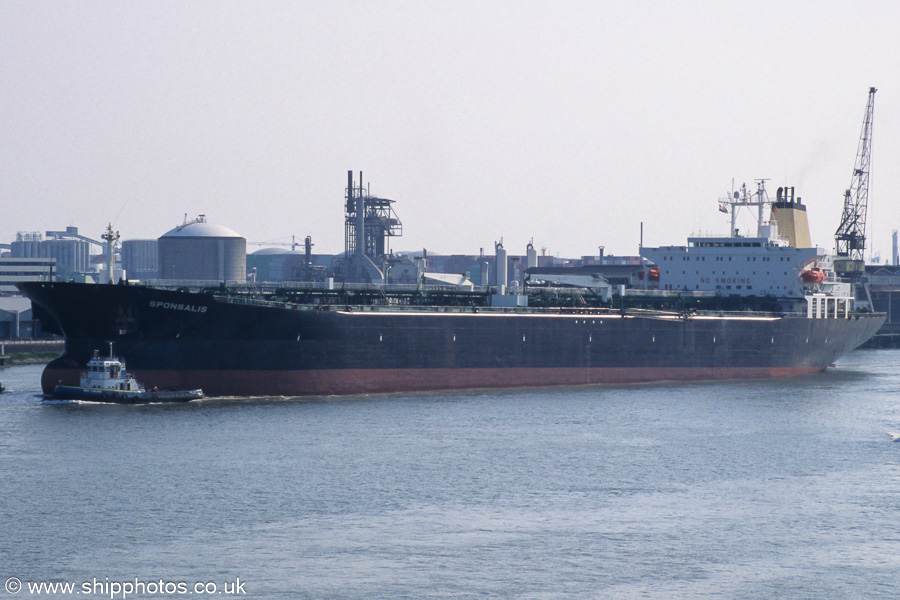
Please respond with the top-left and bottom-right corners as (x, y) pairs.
(50, 343), (203, 404)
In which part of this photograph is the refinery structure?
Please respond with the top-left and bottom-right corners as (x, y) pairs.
(2, 169), (635, 295)
(0, 174), (627, 292)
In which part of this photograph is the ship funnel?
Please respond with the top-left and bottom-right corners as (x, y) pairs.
(772, 184), (812, 247)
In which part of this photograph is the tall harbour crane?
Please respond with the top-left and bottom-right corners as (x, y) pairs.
(835, 87), (876, 268)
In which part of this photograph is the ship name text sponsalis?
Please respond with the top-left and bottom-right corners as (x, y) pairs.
(149, 300), (208, 313)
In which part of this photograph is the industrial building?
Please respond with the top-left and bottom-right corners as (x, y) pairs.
(0, 257), (56, 295)
(862, 265), (900, 346)
(158, 216), (246, 282)
(0, 296), (42, 338)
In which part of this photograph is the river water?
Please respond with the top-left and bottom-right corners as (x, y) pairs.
(2, 350), (899, 599)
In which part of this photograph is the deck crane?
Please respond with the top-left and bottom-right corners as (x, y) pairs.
(835, 87), (876, 272)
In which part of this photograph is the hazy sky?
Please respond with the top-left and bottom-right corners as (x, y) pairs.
(2, 1), (898, 260)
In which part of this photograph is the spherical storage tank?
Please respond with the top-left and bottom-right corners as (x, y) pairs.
(158, 216), (246, 282)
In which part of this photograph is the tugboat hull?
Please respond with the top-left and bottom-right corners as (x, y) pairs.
(51, 385), (203, 404)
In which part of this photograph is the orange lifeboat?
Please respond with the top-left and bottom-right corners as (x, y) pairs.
(637, 267), (660, 281)
(800, 267), (826, 284)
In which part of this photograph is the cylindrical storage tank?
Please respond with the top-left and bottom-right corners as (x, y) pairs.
(495, 241), (507, 294)
(893, 230), (899, 266)
(122, 239), (160, 280)
(158, 219), (246, 282)
(11, 232), (43, 258)
(40, 239), (90, 276)
(247, 247), (308, 282)
(526, 242), (537, 269)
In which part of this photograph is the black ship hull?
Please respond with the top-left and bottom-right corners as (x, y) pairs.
(20, 282), (885, 397)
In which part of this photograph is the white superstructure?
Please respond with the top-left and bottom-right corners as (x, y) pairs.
(79, 346), (143, 393)
(640, 180), (853, 317)
(641, 234), (819, 297)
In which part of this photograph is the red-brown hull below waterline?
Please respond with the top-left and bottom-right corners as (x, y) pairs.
(41, 366), (826, 398)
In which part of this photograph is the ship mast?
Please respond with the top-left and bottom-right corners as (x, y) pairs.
(835, 87), (876, 264)
(101, 223), (119, 284)
(724, 180), (770, 237)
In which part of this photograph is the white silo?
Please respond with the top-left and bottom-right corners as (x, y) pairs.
(526, 242), (537, 269)
(495, 240), (507, 295)
(158, 216), (246, 282)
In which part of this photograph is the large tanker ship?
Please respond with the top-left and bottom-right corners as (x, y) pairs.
(19, 181), (885, 397)
(20, 278), (883, 397)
